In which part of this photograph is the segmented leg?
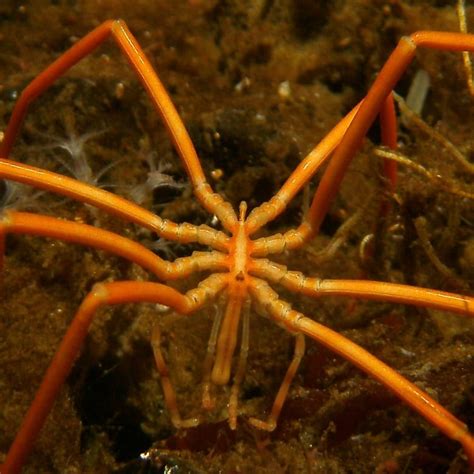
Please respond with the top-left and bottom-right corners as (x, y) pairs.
(250, 259), (474, 317)
(250, 33), (474, 253)
(248, 98), (398, 256)
(2, 271), (229, 474)
(150, 276), (232, 428)
(248, 332), (305, 431)
(306, 32), (474, 239)
(0, 161), (229, 250)
(151, 324), (200, 428)
(1, 281), (191, 474)
(245, 91), (399, 238)
(248, 277), (474, 466)
(0, 20), (237, 230)
(244, 102), (361, 235)
(228, 300), (250, 429)
(201, 301), (225, 410)
(0, 211), (228, 279)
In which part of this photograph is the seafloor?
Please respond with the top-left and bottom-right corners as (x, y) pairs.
(0, 1), (473, 473)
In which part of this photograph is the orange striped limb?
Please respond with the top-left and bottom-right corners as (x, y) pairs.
(151, 323), (201, 429)
(248, 333), (305, 431)
(0, 211), (228, 279)
(250, 258), (474, 317)
(0, 160), (230, 250)
(0, 20), (237, 230)
(245, 92), (399, 237)
(2, 274), (228, 474)
(2, 20), (474, 473)
(244, 101), (361, 235)
(252, 32), (474, 251)
(1, 281), (191, 474)
(248, 277), (474, 466)
(307, 32), (474, 240)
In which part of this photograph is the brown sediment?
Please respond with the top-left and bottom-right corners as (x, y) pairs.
(0, 1), (473, 472)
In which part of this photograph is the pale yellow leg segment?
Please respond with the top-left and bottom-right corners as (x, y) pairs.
(201, 302), (225, 410)
(228, 302), (250, 430)
(248, 277), (474, 466)
(151, 324), (200, 429)
(2, 281), (192, 474)
(248, 333), (305, 431)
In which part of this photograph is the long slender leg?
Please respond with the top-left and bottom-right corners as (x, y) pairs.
(1, 281), (192, 474)
(201, 301), (225, 410)
(2, 274), (228, 474)
(0, 160), (230, 250)
(228, 299), (251, 429)
(250, 33), (474, 252)
(151, 324), (200, 428)
(245, 89), (399, 237)
(0, 211), (228, 279)
(250, 259), (474, 317)
(244, 102), (361, 235)
(146, 275), (231, 429)
(306, 32), (474, 241)
(248, 277), (474, 468)
(248, 332), (305, 432)
(0, 20), (237, 230)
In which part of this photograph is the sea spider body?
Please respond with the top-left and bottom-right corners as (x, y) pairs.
(0, 19), (473, 473)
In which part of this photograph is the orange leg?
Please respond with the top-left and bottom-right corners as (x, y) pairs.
(2, 23), (473, 473)
(295, 311), (474, 468)
(151, 323), (201, 429)
(2, 273), (228, 474)
(0, 161), (230, 250)
(0, 211), (231, 473)
(0, 19), (397, 239)
(1, 281), (192, 474)
(249, 33), (474, 250)
(0, 20), (237, 230)
(245, 90), (398, 235)
(250, 260), (474, 459)
(306, 32), (474, 239)
(228, 300), (250, 429)
(0, 211), (228, 279)
(245, 102), (361, 234)
(248, 277), (474, 467)
(250, 258), (474, 318)
(248, 332), (305, 431)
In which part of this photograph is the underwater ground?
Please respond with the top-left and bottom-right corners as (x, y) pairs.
(0, 1), (473, 472)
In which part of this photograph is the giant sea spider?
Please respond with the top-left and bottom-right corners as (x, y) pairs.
(0, 19), (473, 473)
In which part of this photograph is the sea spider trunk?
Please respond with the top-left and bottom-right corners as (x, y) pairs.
(211, 201), (249, 385)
